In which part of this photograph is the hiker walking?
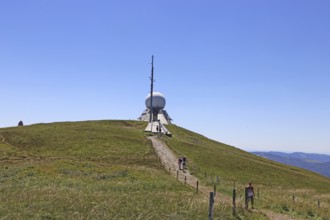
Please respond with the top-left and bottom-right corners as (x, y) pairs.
(245, 182), (255, 209)
(157, 120), (161, 133)
(182, 156), (187, 170)
(178, 157), (183, 170)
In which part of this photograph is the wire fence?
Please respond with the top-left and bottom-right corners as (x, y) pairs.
(162, 160), (329, 219)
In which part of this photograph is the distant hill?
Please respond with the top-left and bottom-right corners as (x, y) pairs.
(251, 151), (330, 178)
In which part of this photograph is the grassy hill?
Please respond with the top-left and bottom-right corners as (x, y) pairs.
(164, 125), (330, 190)
(0, 120), (329, 219)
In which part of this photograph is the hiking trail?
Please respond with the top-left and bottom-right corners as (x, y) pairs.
(148, 135), (302, 220)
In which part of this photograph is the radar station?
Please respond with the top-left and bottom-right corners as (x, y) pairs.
(138, 56), (172, 136)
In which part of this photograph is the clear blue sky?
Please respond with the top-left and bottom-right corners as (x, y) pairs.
(1, 0), (329, 154)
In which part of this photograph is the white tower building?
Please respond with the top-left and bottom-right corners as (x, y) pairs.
(138, 92), (172, 125)
(138, 92), (172, 136)
(139, 56), (172, 136)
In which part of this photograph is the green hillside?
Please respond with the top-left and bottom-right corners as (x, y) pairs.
(0, 120), (329, 219)
(164, 125), (330, 192)
(164, 125), (330, 219)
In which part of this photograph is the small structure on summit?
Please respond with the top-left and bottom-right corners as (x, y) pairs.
(138, 56), (172, 136)
(139, 92), (172, 125)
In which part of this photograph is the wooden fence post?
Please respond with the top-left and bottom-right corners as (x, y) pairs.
(245, 186), (248, 208)
(176, 171), (179, 179)
(169, 167), (171, 174)
(214, 184), (216, 197)
(208, 192), (214, 220)
(292, 194), (295, 204)
(233, 187), (236, 215)
(196, 181), (199, 193)
(184, 176), (187, 185)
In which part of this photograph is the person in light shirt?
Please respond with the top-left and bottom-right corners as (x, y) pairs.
(245, 182), (255, 209)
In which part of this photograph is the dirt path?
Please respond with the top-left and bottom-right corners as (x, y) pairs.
(148, 136), (303, 220)
(260, 209), (299, 220)
(0, 134), (11, 146)
(148, 136), (213, 197)
(0, 134), (21, 150)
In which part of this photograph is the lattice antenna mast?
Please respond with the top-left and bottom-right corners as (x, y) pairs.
(149, 55), (154, 123)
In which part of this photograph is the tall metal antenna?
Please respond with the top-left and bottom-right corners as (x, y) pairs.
(149, 55), (154, 123)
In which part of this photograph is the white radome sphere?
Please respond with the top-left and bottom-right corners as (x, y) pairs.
(145, 92), (166, 110)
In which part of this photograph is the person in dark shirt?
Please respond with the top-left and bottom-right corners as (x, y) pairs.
(182, 156), (187, 169)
